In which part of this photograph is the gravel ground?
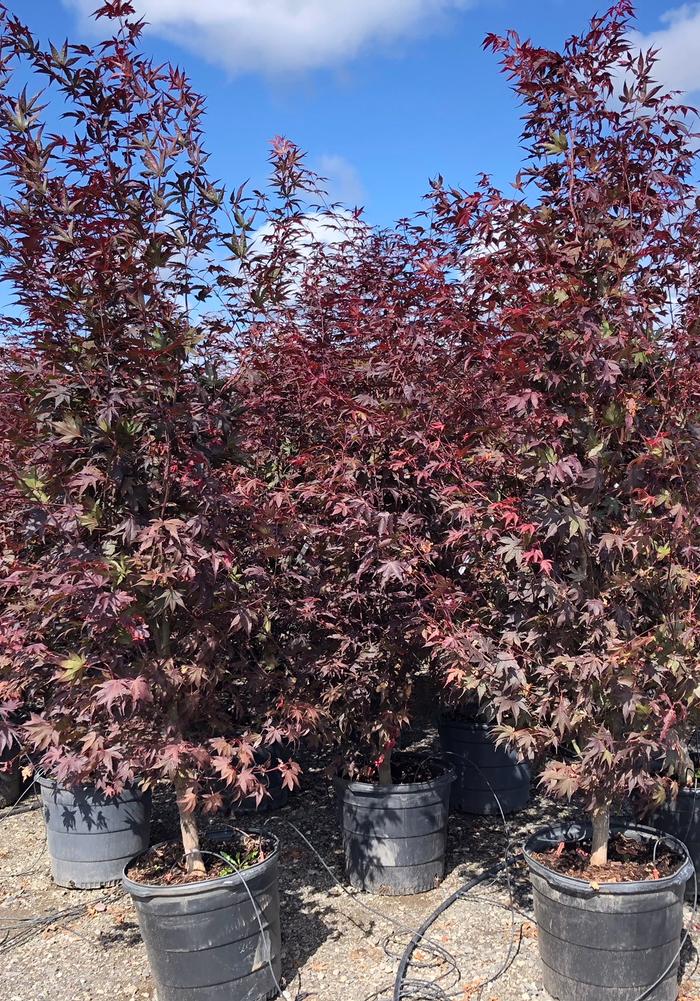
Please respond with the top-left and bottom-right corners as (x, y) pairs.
(2, 740), (700, 1001)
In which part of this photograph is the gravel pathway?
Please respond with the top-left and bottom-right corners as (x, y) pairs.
(1, 748), (700, 1001)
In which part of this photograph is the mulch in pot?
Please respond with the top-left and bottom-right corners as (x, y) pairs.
(532, 832), (684, 883)
(125, 830), (276, 887)
(342, 753), (448, 785)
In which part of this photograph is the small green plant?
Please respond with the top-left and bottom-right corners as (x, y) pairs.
(217, 834), (265, 874)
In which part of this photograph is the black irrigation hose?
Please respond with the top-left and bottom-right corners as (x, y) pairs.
(392, 855), (521, 1001)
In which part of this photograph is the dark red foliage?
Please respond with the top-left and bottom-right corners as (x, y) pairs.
(430, 2), (700, 817)
(1, 0), (699, 849)
(0, 5), (317, 823)
(215, 151), (496, 776)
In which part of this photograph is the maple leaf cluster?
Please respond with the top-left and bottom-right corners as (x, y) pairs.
(424, 1), (700, 814)
(0, 0), (699, 839)
(228, 212), (497, 772)
(0, 4), (319, 810)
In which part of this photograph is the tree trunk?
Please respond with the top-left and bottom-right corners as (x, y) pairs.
(377, 743), (393, 786)
(174, 777), (206, 875)
(590, 804), (610, 867)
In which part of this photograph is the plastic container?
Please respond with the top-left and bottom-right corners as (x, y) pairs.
(654, 786), (700, 899)
(39, 777), (152, 888)
(123, 837), (281, 1001)
(438, 719), (530, 815)
(335, 760), (454, 895)
(523, 822), (693, 1001)
(0, 745), (21, 808)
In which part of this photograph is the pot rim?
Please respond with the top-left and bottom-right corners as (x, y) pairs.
(37, 773), (150, 798)
(674, 784), (700, 798)
(334, 758), (455, 796)
(523, 821), (694, 895)
(122, 832), (280, 898)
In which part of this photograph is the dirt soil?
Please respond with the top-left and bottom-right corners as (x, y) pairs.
(342, 751), (448, 785)
(2, 729), (700, 1001)
(532, 832), (683, 883)
(125, 831), (275, 887)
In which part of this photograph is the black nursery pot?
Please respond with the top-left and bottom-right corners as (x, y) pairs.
(438, 719), (530, 815)
(39, 777), (152, 888)
(123, 837), (281, 1001)
(335, 759), (454, 895)
(654, 786), (700, 900)
(0, 745), (21, 808)
(524, 823), (693, 1001)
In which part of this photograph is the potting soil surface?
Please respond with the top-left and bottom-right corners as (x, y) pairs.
(125, 830), (276, 886)
(2, 736), (700, 1001)
(531, 832), (683, 883)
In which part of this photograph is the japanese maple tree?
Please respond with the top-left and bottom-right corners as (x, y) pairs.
(431, 1), (700, 863)
(0, 3), (317, 872)
(226, 147), (494, 783)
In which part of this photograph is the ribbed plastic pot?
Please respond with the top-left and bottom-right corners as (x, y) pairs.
(438, 719), (530, 816)
(39, 777), (152, 888)
(654, 787), (700, 900)
(335, 762), (454, 895)
(524, 823), (693, 1001)
(123, 837), (281, 1001)
(0, 745), (21, 808)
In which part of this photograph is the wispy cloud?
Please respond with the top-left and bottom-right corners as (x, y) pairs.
(248, 210), (367, 300)
(250, 210), (365, 264)
(317, 155), (365, 208)
(631, 4), (700, 96)
(64, 0), (473, 75)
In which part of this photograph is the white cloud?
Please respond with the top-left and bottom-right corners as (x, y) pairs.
(250, 209), (365, 262)
(317, 155), (365, 207)
(247, 210), (367, 300)
(631, 4), (700, 95)
(64, 0), (472, 75)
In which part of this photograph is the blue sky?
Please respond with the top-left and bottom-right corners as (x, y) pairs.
(16, 2), (700, 227)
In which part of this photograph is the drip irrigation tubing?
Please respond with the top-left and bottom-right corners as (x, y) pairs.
(390, 750), (521, 1001)
(197, 848), (294, 1001)
(392, 855), (520, 1001)
(262, 814), (466, 1001)
(393, 841), (698, 1001)
(0, 890), (125, 956)
(2, 750), (697, 1001)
